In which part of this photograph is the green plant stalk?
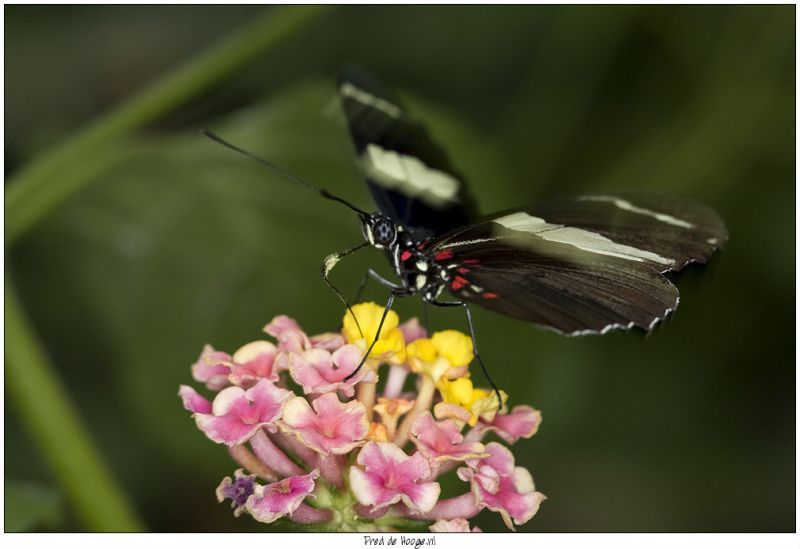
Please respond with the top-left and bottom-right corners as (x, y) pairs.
(5, 5), (329, 245)
(5, 280), (144, 531)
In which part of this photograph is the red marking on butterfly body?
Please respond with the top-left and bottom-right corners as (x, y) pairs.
(482, 292), (498, 299)
(462, 258), (480, 265)
(456, 267), (470, 274)
(434, 249), (454, 261)
(400, 250), (412, 262)
(451, 275), (469, 290)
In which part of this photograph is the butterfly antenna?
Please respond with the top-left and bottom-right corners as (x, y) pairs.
(201, 129), (370, 217)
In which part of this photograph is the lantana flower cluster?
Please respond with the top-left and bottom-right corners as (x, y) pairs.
(179, 303), (545, 532)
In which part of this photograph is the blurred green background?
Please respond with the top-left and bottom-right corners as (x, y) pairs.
(5, 5), (795, 532)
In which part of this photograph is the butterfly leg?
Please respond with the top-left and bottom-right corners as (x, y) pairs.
(344, 287), (411, 381)
(353, 267), (406, 303)
(430, 299), (503, 409)
(353, 266), (395, 303)
(321, 242), (369, 337)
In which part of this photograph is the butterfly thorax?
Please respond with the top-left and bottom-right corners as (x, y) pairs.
(391, 230), (450, 301)
(361, 212), (449, 301)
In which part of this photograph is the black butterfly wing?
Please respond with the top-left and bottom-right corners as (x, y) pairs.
(338, 67), (477, 238)
(526, 192), (728, 272)
(429, 193), (727, 335)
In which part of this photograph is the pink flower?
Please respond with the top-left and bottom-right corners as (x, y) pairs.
(178, 384), (212, 414)
(190, 379), (293, 446)
(181, 306), (545, 531)
(264, 315), (302, 335)
(264, 315), (311, 353)
(457, 442), (546, 530)
(265, 315), (349, 372)
(288, 345), (374, 397)
(281, 393), (369, 455)
(349, 441), (441, 514)
(245, 470), (319, 524)
(227, 341), (280, 388)
(429, 518), (481, 532)
(191, 341), (283, 391)
(264, 315), (310, 353)
(399, 317), (427, 344)
(475, 405), (542, 444)
(433, 402), (473, 427)
(309, 332), (345, 351)
(191, 345), (232, 391)
(410, 412), (488, 466)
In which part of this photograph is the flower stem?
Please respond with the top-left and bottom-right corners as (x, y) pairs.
(318, 454), (345, 489)
(463, 425), (484, 443)
(229, 445), (278, 482)
(250, 429), (305, 477)
(358, 380), (377, 421)
(291, 503), (333, 524)
(5, 5), (329, 245)
(383, 365), (408, 399)
(407, 493), (481, 521)
(270, 429), (318, 469)
(4, 279), (144, 531)
(393, 376), (436, 448)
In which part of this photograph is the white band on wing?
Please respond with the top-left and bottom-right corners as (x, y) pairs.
(494, 211), (672, 266)
(361, 144), (460, 209)
(578, 195), (695, 229)
(340, 82), (402, 119)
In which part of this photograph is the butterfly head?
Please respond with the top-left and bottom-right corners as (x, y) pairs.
(361, 213), (398, 249)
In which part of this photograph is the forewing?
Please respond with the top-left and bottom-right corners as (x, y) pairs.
(338, 67), (476, 237)
(430, 193), (727, 335)
(526, 192), (728, 272)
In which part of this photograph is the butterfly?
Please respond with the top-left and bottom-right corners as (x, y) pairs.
(204, 68), (728, 391)
(335, 67), (727, 340)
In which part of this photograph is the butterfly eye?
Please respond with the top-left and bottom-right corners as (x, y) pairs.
(372, 218), (396, 246)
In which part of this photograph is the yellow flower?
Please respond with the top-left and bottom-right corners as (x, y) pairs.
(342, 302), (405, 363)
(437, 376), (507, 426)
(407, 338), (437, 363)
(406, 330), (473, 382)
(407, 338), (453, 381)
(431, 330), (473, 367)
